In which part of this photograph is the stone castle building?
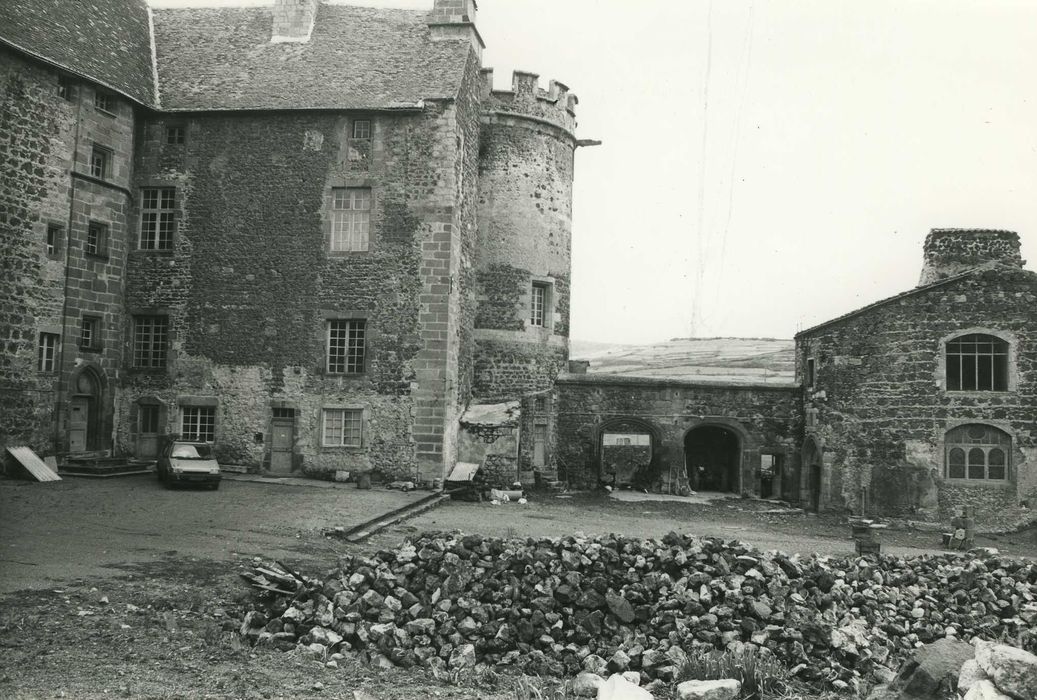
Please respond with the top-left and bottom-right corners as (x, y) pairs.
(3, 2), (1033, 531)
(0, 0), (585, 482)
(555, 229), (1037, 530)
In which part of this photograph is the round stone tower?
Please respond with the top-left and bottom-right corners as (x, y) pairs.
(918, 228), (1024, 286)
(473, 69), (579, 400)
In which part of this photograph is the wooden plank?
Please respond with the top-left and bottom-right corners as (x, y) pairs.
(6, 447), (62, 482)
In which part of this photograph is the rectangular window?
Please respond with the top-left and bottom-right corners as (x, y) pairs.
(531, 283), (548, 327)
(139, 404), (160, 434)
(181, 406), (215, 443)
(139, 187), (177, 250)
(58, 77), (74, 101)
(326, 319), (366, 374)
(322, 408), (363, 447)
(46, 224), (63, 258)
(534, 395), (547, 413)
(330, 188), (371, 252)
(806, 358), (816, 388)
(94, 91), (114, 113)
(90, 145), (111, 179)
(79, 316), (100, 349)
(352, 119), (372, 140)
(166, 126), (185, 145)
(38, 333), (59, 372)
(85, 221), (108, 257)
(133, 315), (169, 368)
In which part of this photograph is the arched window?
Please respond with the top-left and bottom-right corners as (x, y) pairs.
(946, 333), (1008, 391)
(945, 424), (1010, 480)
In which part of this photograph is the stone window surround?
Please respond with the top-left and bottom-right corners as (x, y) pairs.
(178, 397), (218, 443)
(937, 418), (1018, 488)
(93, 89), (116, 116)
(46, 222), (64, 259)
(318, 310), (370, 376)
(324, 178), (376, 256)
(37, 329), (61, 373)
(936, 328), (1018, 395)
(527, 276), (556, 334)
(133, 181), (180, 254)
(90, 143), (112, 180)
(319, 405), (367, 451)
(79, 314), (102, 351)
(806, 356), (817, 389)
(350, 118), (372, 140)
(85, 220), (110, 258)
(127, 308), (173, 372)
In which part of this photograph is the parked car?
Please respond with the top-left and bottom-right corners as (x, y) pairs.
(157, 441), (221, 489)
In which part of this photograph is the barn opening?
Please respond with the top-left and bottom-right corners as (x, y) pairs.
(684, 425), (740, 492)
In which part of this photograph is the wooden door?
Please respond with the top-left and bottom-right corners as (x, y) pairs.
(533, 424), (547, 467)
(69, 397), (90, 453)
(270, 416), (294, 473)
(137, 404), (160, 459)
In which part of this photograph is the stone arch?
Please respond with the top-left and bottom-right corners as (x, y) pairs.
(593, 417), (661, 487)
(67, 363), (110, 453)
(682, 420), (748, 493)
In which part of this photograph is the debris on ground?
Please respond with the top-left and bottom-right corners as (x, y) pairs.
(238, 531), (1037, 693)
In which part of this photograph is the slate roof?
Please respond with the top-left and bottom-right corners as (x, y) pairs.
(152, 4), (472, 111)
(0, 0), (156, 106)
(795, 263), (1037, 338)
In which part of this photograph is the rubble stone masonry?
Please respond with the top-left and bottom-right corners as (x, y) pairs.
(797, 266), (1037, 530)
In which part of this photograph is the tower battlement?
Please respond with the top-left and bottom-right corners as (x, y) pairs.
(480, 69), (578, 135)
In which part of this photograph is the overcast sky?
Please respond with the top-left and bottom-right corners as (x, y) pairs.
(153, 0), (1037, 345)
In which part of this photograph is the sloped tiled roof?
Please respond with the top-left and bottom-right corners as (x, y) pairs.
(0, 0), (156, 106)
(152, 4), (471, 111)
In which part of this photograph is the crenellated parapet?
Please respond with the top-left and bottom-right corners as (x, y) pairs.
(479, 68), (578, 137)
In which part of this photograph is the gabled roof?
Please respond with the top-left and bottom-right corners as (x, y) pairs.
(0, 0), (157, 106)
(795, 263), (1037, 338)
(152, 4), (472, 111)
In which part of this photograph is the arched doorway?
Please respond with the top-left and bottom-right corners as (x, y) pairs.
(803, 437), (822, 511)
(69, 368), (102, 453)
(598, 419), (656, 489)
(684, 425), (740, 492)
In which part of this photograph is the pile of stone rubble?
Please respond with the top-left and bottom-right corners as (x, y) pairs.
(239, 532), (1037, 690)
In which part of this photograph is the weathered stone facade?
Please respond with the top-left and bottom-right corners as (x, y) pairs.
(554, 374), (801, 496)
(0, 0), (584, 482)
(797, 233), (1037, 530)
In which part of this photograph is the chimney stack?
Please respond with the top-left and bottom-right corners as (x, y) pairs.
(428, 0), (484, 60)
(918, 228), (1024, 286)
(272, 0), (318, 44)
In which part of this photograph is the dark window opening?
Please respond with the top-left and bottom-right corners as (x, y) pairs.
(94, 91), (114, 113)
(85, 221), (108, 257)
(946, 334), (1009, 391)
(58, 77), (74, 101)
(46, 224), (63, 258)
(166, 126), (185, 145)
(90, 145), (111, 179)
(806, 357), (816, 388)
(352, 119), (371, 139)
(79, 316), (101, 349)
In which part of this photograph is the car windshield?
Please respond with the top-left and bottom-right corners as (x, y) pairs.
(171, 444), (213, 460)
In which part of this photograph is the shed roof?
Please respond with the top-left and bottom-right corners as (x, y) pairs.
(0, 0), (157, 106)
(152, 4), (471, 111)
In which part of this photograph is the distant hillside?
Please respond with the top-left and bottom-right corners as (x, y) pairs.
(570, 337), (796, 385)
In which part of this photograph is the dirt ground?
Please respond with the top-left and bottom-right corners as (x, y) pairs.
(1, 474), (1035, 699)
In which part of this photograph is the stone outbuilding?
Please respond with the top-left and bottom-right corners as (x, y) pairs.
(796, 229), (1037, 529)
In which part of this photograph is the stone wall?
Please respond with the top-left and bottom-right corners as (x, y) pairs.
(797, 266), (1037, 530)
(0, 48), (133, 459)
(472, 70), (576, 403)
(117, 60), (482, 479)
(554, 374), (800, 493)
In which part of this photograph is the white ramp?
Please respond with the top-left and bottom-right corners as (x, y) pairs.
(6, 446), (62, 482)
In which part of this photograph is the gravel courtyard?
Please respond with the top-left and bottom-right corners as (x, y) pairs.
(1, 474), (1035, 699)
